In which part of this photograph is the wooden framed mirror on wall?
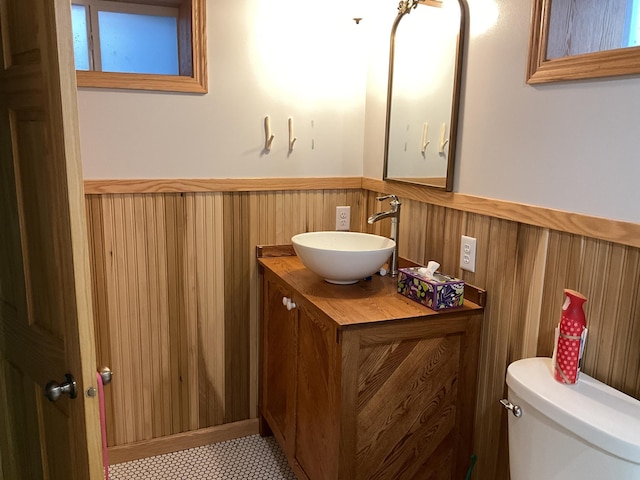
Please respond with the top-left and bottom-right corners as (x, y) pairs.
(528, 0), (640, 84)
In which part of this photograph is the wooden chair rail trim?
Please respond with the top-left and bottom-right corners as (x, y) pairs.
(107, 419), (258, 465)
(362, 178), (640, 249)
(82, 177), (640, 248)
(83, 177), (364, 194)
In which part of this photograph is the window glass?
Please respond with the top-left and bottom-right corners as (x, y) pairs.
(628, 0), (640, 47)
(98, 11), (179, 75)
(72, 4), (90, 71)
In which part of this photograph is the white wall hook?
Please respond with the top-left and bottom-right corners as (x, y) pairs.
(264, 116), (275, 152)
(421, 122), (430, 153)
(439, 123), (449, 154)
(288, 117), (297, 153)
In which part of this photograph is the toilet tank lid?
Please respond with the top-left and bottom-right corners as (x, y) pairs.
(506, 357), (640, 465)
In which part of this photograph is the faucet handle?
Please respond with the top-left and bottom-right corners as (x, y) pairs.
(376, 194), (400, 205)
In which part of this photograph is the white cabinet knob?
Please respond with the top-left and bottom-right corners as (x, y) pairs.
(282, 296), (296, 311)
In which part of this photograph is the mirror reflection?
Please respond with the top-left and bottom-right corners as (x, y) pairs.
(383, 0), (465, 191)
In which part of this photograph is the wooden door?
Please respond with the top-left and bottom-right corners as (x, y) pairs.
(0, 0), (102, 478)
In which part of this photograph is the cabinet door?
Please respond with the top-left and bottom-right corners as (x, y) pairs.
(354, 334), (461, 480)
(261, 277), (297, 453)
(294, 304), (340, 480)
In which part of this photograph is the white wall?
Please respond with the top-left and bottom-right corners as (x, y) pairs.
(78, 0), (367, 179)
(78, 0), (640, 224)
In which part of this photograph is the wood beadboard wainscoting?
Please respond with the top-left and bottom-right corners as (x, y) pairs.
(83, 182), (364, 463)
(84, 178), (640, 479)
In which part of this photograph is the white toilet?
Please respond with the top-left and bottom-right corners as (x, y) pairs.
(502, 357), (640, 479)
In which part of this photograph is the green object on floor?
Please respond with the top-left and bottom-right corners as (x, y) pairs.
(464, 454), (477, 480)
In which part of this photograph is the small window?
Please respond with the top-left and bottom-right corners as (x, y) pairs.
(72, 0), (207, 93)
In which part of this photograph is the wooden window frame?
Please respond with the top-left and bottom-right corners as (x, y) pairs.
(75, 0), (207, 93)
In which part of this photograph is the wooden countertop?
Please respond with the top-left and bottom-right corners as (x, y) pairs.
(258, 254), (483, 328)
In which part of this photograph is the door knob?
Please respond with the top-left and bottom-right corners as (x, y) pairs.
(45, 373), (77, 402)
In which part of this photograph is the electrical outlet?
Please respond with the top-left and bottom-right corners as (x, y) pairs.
(336, 206), (350, 231)
(460, 235), (477, 272)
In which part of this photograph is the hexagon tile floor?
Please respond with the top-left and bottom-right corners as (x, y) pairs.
(108, 435), (297, 479)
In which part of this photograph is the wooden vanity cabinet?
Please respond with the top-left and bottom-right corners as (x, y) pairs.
(258, 253), (484, 480)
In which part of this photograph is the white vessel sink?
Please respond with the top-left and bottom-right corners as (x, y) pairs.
(291, 231), (395, 284)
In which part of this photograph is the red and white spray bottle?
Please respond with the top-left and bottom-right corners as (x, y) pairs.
(553, 289), (588, 384)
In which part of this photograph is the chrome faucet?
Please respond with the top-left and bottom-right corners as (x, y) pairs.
(367, 194), (401, 276)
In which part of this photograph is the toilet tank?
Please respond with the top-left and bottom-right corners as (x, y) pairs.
(505, 357), (640, 480)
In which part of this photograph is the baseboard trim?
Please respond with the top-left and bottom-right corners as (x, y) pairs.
(107, 419), (259, 465)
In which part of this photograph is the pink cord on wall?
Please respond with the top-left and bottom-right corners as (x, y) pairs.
(96, 372), (109, 480)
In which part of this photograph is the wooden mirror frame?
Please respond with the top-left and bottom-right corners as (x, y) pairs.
(527, 0), (640, 84)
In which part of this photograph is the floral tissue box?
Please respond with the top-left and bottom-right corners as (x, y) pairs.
(397, 267), (465, 311)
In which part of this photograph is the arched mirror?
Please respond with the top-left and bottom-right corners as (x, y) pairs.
(383, 0), (466, 191)
(528, 0), (640, 83)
